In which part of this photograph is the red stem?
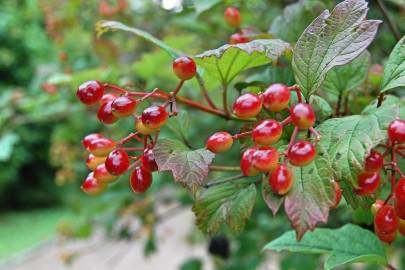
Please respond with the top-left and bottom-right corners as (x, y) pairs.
(288, 85), (302, 103)
(280, 116), (292, 126)
(118, 132), (141, 145)
(309, 127), (321, 143)
(232, 131), (252, 140)
(172, 80), (185, 97)
(286, 126), (299, 154)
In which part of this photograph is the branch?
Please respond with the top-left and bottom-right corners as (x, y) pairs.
(195, 73), (218, 109)
(375, 0), (401, 41)
(209, 165), (241, 172)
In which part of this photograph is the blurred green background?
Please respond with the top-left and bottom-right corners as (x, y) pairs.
(0, 0), (404, 269)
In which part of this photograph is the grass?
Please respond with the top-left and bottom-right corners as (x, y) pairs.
(0, 208), (72, 261)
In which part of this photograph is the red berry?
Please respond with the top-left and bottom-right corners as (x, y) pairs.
(87, 138), (116, 157)
(269, 164), (293, 195)
(135, 116), (155, 135)
(375, 205), (398, 235)
(81, 172), (106, 195)
(387, 119), (405, 144)
(262, 83), (290, 112)
(332, 181), (342, 208)
(395, 178), (405, 204)
(364, 150), (384, 172)
(232, 93), (262, 119)
(141, 105), (168, 129)
(375, 228), (396, 244)
(252, 147), (279, 172)
(399, 218), (405, 236)
(77, 80), (105, 105)
(97, 101), (118, 125)
(229, 33), (249, 44)
(100, 92), (117, 105)
(172, 56), (196, 80)
(82, 133), (104, 149)
(130, 166), (152, 193)
(395, 200), (405, 220)
(240, 148), (259, 176)
(354, 171), (380, 196)
(287, 141), (316, 166)
(142, 148), (158, 172)
(371, 199), (385, 216)
(111, 95), (137, 118)
(86, 154), (106, 170)
(206, 132), (233, 153)
(252, 120), (282, 146)
(94, 164), (118, 183)
(105, 148), (130, 176)
(290, 103), (316, 129)
(224, 7), (241, 27)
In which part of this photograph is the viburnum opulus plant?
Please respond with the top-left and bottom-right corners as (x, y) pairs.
(76, 0), (405, 268)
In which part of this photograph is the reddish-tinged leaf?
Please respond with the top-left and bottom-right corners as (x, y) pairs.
(262, 176), (284, 216)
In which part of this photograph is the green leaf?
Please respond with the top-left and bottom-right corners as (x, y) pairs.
(0, 132), (19, 161)
(192, 0), (221, 14)
(269, 0), (326, 43)
(309, 95), (333, 121)
(195, 39), (291, 85)
(192, 180), (256, 234)
(95, 20), (181, 58)
(264, 224), (388, 270)
(361, 95), (405, 119)
(284, 153), (335, 240)
(292, 0), (381, 98)
(317, 102), (400, 208)
(381, 36), (405, 93)
(153, 139), (215, 194)
(322, 51), (371, 96)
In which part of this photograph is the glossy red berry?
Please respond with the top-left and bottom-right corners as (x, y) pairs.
(130, 166), (152, 193)
(262, 83), (290, 112)
(206, 132), (233, 153)
(172, 56), (197, 80)
(364, 150), (384, 172)
(287, 141), (316, 166)
(81, 172), (106, 195)
(94, 164), (118, 183)
(290, 103), (316, 129)
(100, 92), (117, 105)
(86, 154), (106, 170)
(105, 148), (130, 176)
(224, 7), (241, 27)
(394, 200), (405, 220)
(229, 33), (249, 44)
(371, 200), (385, 216)
(375, 205), (398, 242)
(97, 101), (118, 125)
(332, 181), (342, 208)
(142, 148), (158, 172)
(87, 138), (116, 157)
(141, 105), (168, 129)
(269, 164), (293, 195)
(77, 80), (105, 105)
(354, 171), (380, 196)
(252, 120), (282, 146)
(232, 93), (262, 119)
(395, 178), (405, 204)
(252, 147), (279, 172)
(135, 116), (154, 135)
(387, 119), (405, 144)
(240, 148), (259, 176)
(82, 133), (104, 149)
(375, 228), (396, 244)
(111, 95), (137, 118)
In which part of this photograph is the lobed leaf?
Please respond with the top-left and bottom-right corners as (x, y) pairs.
(153, 139), (215, 195)
(381, 36), (405, 93)
(261, 177), (284, 216)
(264, 224), (387, 270)
(292, 0), (381, 98)
(195, 39), (291, 85)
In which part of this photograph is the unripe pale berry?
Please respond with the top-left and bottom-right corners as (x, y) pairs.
(269, 164), (293, 195)
(173, 56), (197, 80)
(105, 148), (130, 176)
(97, 101), (118, 125)
(232, 93), (262, 119)
(354, 171), (380, 196)
(82, 133), (104, 149)
(287, 141), (316, 166)
(364, 150), (384, 172)
(262, 83), (290, 112)
(81, 172), (106, 195)
(111, 95), (137, 118)
(130, 166), (152, 193)
(94, 164), (118, 183)
(206, 132), (233, 153)
(142, 148), (158, 172)
(240, 148), (259, 176)
(141, 105), (168, 129)
(86, 154), (107, 170)
(290, 103), (316, 129)
(77, 80), (104, 105)
(224, 7), (241, 28)
(387, 119), (405, 144)
(229, 33), (249, 44)
(252, 120), (282, 146)
(252, 147), (279, 172)
(87, 138), (116, 157)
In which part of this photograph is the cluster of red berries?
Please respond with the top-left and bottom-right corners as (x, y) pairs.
(364, 119), (405, 243)
(76, 56), (197, 195)
(205, 84), (340, 199)
(223, 7), (251, 44)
